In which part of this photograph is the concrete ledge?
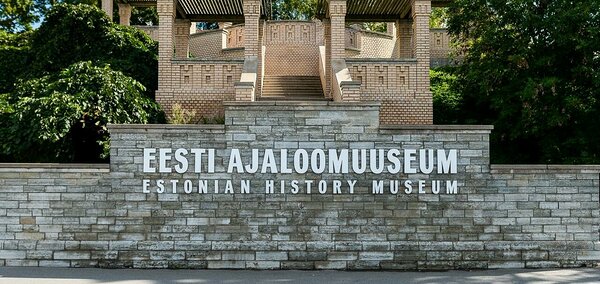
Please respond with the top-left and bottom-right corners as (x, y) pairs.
(380, 125), (494, 131)
(491, 164), (600, 172)
(108, 124), (225, 133)
(0, 163), (109, 172)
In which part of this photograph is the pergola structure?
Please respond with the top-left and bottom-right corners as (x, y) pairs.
(102, 0), (440, 124)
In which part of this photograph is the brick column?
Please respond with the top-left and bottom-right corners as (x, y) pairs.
(117, 3), (131, 26)
(157, 0), (176, 91)
(101, 0), (113, 21)
(395, 18), (413, 58)
(174, 19), (191, 59)
(412, 0), (433, 123)
(323, 18), (331, 98)
(255, 19), (265, 98)
(243, 0), (261, 58)
(386, 22), (395, 36)
(328, 0), (346, 100)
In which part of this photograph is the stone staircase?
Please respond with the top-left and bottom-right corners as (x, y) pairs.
(260, 76), (328, 101)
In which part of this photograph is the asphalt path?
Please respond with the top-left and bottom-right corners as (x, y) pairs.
(1, 267), (599, 283)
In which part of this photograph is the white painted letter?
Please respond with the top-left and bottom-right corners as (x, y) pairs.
(143, 149), (156, 173)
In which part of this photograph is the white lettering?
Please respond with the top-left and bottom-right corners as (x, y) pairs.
(143, 149), (156, 173)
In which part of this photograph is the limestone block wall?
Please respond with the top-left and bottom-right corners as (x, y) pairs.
(0, 102), (598, 269)
(0, 165), (110, 267)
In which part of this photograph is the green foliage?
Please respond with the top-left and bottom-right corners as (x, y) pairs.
(130, 6), (158, 26)
(272, 0), (317, 20)
(0, 0), (37, 31)
(431, 68), (462, 124)
(168, 103), (197, 124)
(430, 7), (448, 28)
(1, 62), (164, 163)
(361, 22), (386, 33)
(0, 0), (97, 32)
(446, 0), (600, 163)
(0, 30), (31, 93)
(28, 3), (158, 98)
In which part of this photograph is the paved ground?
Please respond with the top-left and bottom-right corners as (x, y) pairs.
(0, 267), (599, 284)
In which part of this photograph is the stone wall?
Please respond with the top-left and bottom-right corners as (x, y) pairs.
(0, 102), (598, 269)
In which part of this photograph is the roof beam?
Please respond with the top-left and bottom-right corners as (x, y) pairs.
(184, 14), (245, 22)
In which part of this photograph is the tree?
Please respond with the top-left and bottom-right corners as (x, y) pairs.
(0, 0), (37, 31)
(272, 0), (317, 20)
(0, 61), (164, 163)
(0, 0), (97, 31)
(29, 3), (158, 98)
(446, 0), (600, 163)
(0, 30), (31, 93)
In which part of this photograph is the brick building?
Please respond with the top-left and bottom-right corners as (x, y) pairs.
(102, 0), (453, 125)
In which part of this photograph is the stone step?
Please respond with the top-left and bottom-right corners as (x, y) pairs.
(262, 75), (324, 99)
(259, 95), (330, 101)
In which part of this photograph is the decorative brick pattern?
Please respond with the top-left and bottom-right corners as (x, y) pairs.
(174, 19), (191, 59)
(157, 60), (243, 120)
(189, 30), (228, 59)
(346, 59), (432, 124)
(430, 28), (452, 67)
(0, 102), (598, 269)
(227, 24), (245, 48)
(264, 21), (320, 77)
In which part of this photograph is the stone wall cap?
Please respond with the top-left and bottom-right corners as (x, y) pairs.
(108, 124), (225, 132)
(491, 164), (600, 172)
(380, 125), (494, 131)
(0, 163), (109, 171)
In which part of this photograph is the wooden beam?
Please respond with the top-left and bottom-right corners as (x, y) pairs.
(184, 14), (245, 22)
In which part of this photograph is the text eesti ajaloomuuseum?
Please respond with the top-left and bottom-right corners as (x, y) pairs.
(141, 148), (459, 195)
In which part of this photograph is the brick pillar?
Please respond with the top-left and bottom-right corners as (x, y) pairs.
(243, 0), (261, 58)
(117, 4), (131, 26)
(412, 0), (433, 123)
(328, 0), (346, 100)
(174, 19), (191, 59)
(157, 0), (176, 91)
(386, 22), (395, 36)
(395, 18), (413, 58)
(256, 19), (264, 98)
(102, 0), (113, 21)
(323, 18), (331, 98)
